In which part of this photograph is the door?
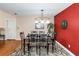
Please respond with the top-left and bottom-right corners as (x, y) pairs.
(5, 18), (16, 39)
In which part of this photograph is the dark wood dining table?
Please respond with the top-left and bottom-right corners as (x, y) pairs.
(23, 33), (55, 56)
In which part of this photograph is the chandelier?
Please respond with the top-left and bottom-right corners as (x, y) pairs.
(35, 9), (50, 24)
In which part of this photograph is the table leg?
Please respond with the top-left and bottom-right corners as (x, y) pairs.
(47, 43), (49, 55)
(28, 43), (32, 56)
(36, 45), (38, 55)
(23, 39), (26, 55)
(47, 37), (49, 55)
(52, 39), (55, 53)
(39, 45), (41, 56)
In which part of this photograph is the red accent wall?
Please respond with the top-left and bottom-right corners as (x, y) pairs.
(54, 3), (79, 56)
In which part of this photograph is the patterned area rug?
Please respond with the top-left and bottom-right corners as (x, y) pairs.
(10, 42), (71, 56)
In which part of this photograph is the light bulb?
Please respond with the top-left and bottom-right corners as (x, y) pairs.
(41, 20), (44, 23)
(35, 21), (38, 23)
(46, 20), (50, 24)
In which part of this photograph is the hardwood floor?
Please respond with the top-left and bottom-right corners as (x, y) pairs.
(0, 40), (21, 56)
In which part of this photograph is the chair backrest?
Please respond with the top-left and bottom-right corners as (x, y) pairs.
(39, 31), (45, 34)
(31, 31), (37, 34)
(20, 32), (25, 40)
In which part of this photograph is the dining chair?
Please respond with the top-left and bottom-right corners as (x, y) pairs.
(20, 32), (26, 55)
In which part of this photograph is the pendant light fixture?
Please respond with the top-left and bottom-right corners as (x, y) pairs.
(35, 9), (50, 24)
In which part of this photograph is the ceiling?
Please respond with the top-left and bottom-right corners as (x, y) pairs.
(0, 3), (72, 16)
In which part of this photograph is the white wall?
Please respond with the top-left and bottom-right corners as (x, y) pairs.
(16, 16), (54, 39)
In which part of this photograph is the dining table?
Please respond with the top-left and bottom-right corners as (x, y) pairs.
(23, 33), (55, 56)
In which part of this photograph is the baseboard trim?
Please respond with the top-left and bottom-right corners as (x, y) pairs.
(55, 41), (75, 56)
